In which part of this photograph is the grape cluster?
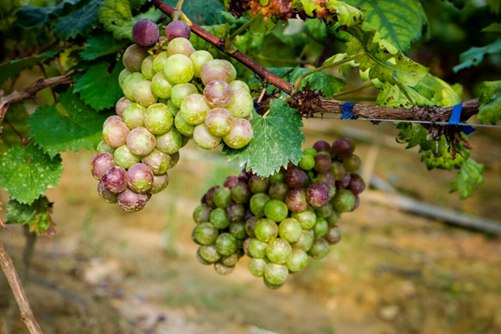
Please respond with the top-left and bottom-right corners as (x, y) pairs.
(91, 19), (254, 211)
(191, 138), (366, 288)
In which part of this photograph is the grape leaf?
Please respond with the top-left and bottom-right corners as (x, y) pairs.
(0, 50), (59, 85)
(344, 0), (427, 52)
(290, 69), (345, 98)
(0, 143), (62, 205)
(477, 80), (501, 124)
(29, 91), (108, 157)
(80, 34), (127, 60)
(99, 0), (135, 40)
(420, 137), (467, 170)
(482, 23), (501, 34)
(54, 0), (103, 40)
(16, 0), (81, 28)
(487, 0), (500, 14)
(450, 158), (484, 199)
(224, 99), (304, 176)
(74, 62), (124, 111)
(396, 123), (429, 149)
(293, 0), (363, 28)
(164, 0), (226, 25)
(6, 196), (54, 235)
(453, 39), (501, 72)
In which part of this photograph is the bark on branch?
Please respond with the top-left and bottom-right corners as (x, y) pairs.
(151, 0), (479, 124)
(0, 73), (73, 133)
(0, 242), (43, 334)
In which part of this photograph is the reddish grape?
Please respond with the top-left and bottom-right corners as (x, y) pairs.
(91, 152), (115, 180)
(126, 127), (156, 156)
(102, 166), (128, 193)
(132, 19), (159, 47)
(127, 163), (154, 193)
(97, 181), (118, 203)
(306, 183), (330, 208)
(331, 137), (355, 159)
(117, 189), (149, 212)
(204, 80), (232, 107)
(102, 119), (130, 148)
(165, 20), (191, 40)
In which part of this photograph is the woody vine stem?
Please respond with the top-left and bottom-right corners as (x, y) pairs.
(150, 0), (480, 124)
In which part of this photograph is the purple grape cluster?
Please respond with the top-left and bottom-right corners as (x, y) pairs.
(92, 20), (255, 211)
(191, 139), (366, 288)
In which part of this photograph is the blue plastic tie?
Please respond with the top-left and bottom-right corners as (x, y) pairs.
(341, 102), (356, 120)
(449, 103), (476, 134)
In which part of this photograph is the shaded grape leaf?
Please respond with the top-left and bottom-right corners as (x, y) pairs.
(54, 0), (103, 40)
(16, 0), (81, 28)
(224, 99), (304, 177)
(0, 143), (62, 205)
(74, 62), (124, 111)
(0, 50), (59, 85)
(450, 158), (484, 199)
(453, 39), (501, 72)
(29, 91), (108, 157)
(164, 0), (225, 25)
(396, 123), (429, 149)
(80, 34), (127, 60)
(6, 196), (54, 235)
(482, 23), (501, 34)
(99, 0), (135, 40)
(344, 0), (427, 52)
(477, 80), (501, 124)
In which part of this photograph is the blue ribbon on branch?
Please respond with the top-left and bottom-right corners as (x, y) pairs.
(449, 103), (476, 134)
(341, 102), (356, 120)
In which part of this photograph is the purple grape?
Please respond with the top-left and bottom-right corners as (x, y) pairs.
(223, 176), (239, 188)
(348, 173), (365, 195)
(324, 225), (342, 245)
(285, 168), (308, 189)
(285, 188), (308, 212)
(351, 195), (360, 211)
(151, 173), (169, 194)
(115, 97), (132, 117)
(314, 153), (332, 173)
(127, 163), (154, 193)
(330, 161), (346, 180)
(245, 217), (258, 238)
(230, 182), (251, 204)
(227, 203), (245, 222)
(336, 173), (351, 189)
(122, 44), (148, 72)
(200, 59), (237, 85)
(331, 137), (355, 159)
(306, 183), (330, 208)
(313, 140), (331, 152)
(132, 19), (159, 48)
(126, 127), (156, 156)
(91, 152), (115, 180)
(204, 80), (232, 107)
(165, 21), (191, 41)
(248, 175), (269, 194)
(117, 189), (149, 212)
(102, 166), (128, 193)
(268, 183), (288, 201)
(102, 118), (130, 148)
(315, 172), (336, 188)
(204, 185), (220, 208)
(97, 181), (118, 203)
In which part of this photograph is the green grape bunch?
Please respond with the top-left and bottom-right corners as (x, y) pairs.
(90, 19), (254, 212)
(191, 138), (366, 289)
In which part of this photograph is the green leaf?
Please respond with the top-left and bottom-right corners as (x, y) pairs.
(453, 39), (501, 73)
(224, 99), (304, 177)
(477, 80), (501, 124)
(420, 137), (467, 170)
(6, 196), (54, 235)
(344, 0), (427, 52)
(16, 0), (81, 28)
(80, 34), (127, 60)
(0, 50), (59, 85)
(99, 0), (135, 40)
(482, 23), (501, 34)
(293, 0), (363, 28)
(74, 62), (124, 111)
(289, 68), (345, 98)
(0, 143), (62, 204)
(396, 123), (429, 149)
(487, 0), (500, 14)
(54, 0), (103, 40)
(450, 158), (484, 199)
(164, 0), (226, 25)
(29, 91), (108, 157)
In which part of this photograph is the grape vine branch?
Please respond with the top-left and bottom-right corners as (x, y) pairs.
(150, 0), (480, 124)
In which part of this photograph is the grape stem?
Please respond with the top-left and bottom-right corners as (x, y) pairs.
(150, 0), (480, 124)
(0, 72), (73, 134)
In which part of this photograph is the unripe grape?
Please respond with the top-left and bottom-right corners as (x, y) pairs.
(193, 124), (221, 150)
(278, 217), (302, 243)
(291, 208), (317, 230)
(269, 170), (285, 184)
(225, 89), (254, 118)
(102, 119), (130, 148)
(229, 221), (247, 239)
(225, 202), (243, 220)
(286, 248), (309, 272)
(152, 51), (169, 73)
(96, 140), (114, 153)
(141, 55), (154, 79)
(308, 237), (330, 259)
(223, 118), (253, 149)
(229, 80), (250, 93)
(168, 151), (180, 169)
(214, 262), (235, 275)
(215, 233), (238, 256)
(117, 188), (149, 212)
(210, 207), (230, 229)
(313, 217), (329, 237)
(155, 128), (183, 154)
(132, 19), (159, 48)
(248, 175), (269, 194)
(293, 229), (315, 252)
(268, 182), (288, 201)
(197, 245), (221, 263)
(204, 80), (232, 107)
(245, 216), (258, 238)
(249, 193), (270, 217)
(248, 258), (267, 277)
(97, 181), (118, 203)
(348, 173), (365, 195)
(133, 80), (157, 107)
(102, 166), (128, 193)
(122, 103), (145, 129)
(332, 189), (356, 212)
(230, 182), (251, 204)
(193, 204), (212, 223)
(343, 154), (361, 172)
(315, 202), (334, 219)
(203, 185), (220, 208)
(167, 37), (195, 56)
(190, 50), (213, 77)
(151, 173), (169, 193)
(122, 72), (144, 101)
(170, 83), (198, 108)
(91, 152), (115, 180)
(193, 222), (219, 245)
(115, 97), (132, 117)
(122, 44), (148, 72)
(327, 210), (340, 226)
(285, 167), (307, 188)
(118, 69), (131, 89)
(331, 137), (355, 158)
(313, 140), (331, 153)
(306, 183), (330, 208)
(248, 238), (268, 258)
(213, 187), (231, 208)
(151, 72), (173, 98)
(264, 199), (289, 222)
(180, 94), (210, 125)
(144, 103), (173, 135)
(313, 152), (331, 173)
(127, 163), (154, 193)
(266, 238), (292, 264)
(126, 127), (156, 156)
(141, 149), (172, 174)
(113, 145), (140, 169)
(324, 225), (342, 245)
(263, 263), (288, 286)
(299, 153), (315, 171)
(254, 218), (278, 243)
(163, 54), (194, 84)
(165, 20), (191, 40)
(201, 59), (237, 85)
(303, 147), (317, 156)
(220, 253), (240, 267)
(285, 188), (308, 212)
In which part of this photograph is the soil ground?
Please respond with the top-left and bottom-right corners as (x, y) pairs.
(1, 120), (500, 334)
